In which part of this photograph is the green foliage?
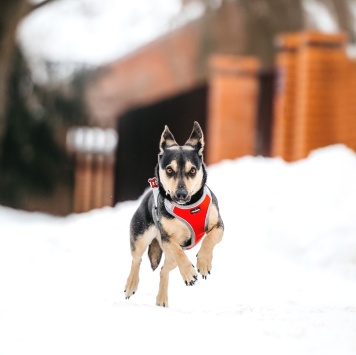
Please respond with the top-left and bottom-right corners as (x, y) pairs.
(0, 49), (78, 209)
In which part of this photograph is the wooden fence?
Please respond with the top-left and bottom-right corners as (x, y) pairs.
(272, 31), (356, 161)
(66, 127), (118, 213)
(206, 31), (356, 164)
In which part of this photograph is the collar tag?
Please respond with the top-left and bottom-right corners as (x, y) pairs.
(148, 177), (159, 208)
(148, 177), (158, 189)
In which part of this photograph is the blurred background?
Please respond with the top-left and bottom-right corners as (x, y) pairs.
(0, 0), (356, 215)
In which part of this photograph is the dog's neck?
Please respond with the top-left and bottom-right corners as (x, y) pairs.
(158, 183), (205, 205)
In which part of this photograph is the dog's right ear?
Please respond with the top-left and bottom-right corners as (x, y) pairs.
(159, 125), (178, 156)
(185, 121), (205, 157)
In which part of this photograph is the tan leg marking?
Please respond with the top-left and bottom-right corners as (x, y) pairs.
(156, 255), (177, 307)
(196, 226), (223, 278)
(124, 226), (156, 299)
(160, 217), (198, 286)
(161, 241), (198, 286)
(197, 205), (223, 278)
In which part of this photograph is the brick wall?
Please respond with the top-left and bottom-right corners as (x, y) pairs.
(206, 55), (261, 164)
(271, 31), (356, 161)
(206, 32), (356, 166)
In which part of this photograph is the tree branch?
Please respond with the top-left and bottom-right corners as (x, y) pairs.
(28, 0), (57, 14)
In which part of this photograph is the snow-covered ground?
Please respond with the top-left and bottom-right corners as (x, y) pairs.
(0, 144), (355, 354)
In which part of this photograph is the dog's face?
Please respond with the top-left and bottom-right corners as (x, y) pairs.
(157, 122), (206, 205)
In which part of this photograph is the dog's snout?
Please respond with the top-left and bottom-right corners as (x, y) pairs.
(175, 187), (188, 200)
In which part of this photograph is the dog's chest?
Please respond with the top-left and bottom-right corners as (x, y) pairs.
(159, 187), (212, 249)
(160, 216), (191, 245)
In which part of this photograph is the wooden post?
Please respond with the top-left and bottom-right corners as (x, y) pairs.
(271, 31), (356, 161)
(73, 153), (93, 213)
(102, 153), (115, 207)
(92, 153), (105, 209)
(334, 58), (356, 152)
(73, 153), (85, 213)
(271, 33), (301, 161)
(68, 127), (118, 213)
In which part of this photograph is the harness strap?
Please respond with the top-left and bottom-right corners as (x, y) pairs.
(148, 177), (160, 226)
(148, 177), (159, 208)
(148, 177), (212, 250)
(164, 186), (212, 250)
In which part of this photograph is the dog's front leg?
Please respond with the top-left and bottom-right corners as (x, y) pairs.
(161, 241), (198, 286)
(124, 255), (141, 299)
(124, 229), (155, 299)
(197, 225), (223, 279)
(156, 254), (177, 307)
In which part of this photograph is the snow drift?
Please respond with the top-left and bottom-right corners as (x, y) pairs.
(0, 144), (355, 355)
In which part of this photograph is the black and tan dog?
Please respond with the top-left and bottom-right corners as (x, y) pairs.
(124, 122), (224, 307)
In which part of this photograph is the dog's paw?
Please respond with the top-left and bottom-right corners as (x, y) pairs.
(196, 252), (212, 279)
(156, 293), (169, 307)
(179, 264), (198, 286)
(124, 276), (139, 299)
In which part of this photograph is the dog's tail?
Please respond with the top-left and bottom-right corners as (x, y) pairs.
(148, 238), (163, 271)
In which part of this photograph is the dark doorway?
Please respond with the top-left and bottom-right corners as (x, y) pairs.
(114, 85), (207, 203)
(256, 69), (275, 157)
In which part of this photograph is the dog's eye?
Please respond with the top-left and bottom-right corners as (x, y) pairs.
(189, 167), (197, 176)
(166, 167), (174, 176)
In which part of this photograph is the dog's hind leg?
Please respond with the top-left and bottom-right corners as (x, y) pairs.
(156, 254), (177, 307)
(124, 226), (156, 299)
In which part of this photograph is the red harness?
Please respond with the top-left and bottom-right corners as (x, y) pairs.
(148, 177), (212, 250)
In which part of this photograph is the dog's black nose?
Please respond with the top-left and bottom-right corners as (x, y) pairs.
(175, 188), (188, 200)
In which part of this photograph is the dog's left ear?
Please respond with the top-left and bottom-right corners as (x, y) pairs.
(185, 121), (205, 157)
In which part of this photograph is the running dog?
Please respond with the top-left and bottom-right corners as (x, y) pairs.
(124, 122), (224, 307)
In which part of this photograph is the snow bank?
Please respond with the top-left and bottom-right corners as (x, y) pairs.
(0, 144), (355, 355)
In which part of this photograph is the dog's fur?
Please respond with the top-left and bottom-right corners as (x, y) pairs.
(124, 122), (224, 307)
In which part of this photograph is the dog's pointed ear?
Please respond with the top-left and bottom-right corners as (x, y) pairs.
(159, 125), (178, 155)
(185, 121), (204, 157)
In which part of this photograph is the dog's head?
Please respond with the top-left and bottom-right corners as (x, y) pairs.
(156, 121), (206, 205)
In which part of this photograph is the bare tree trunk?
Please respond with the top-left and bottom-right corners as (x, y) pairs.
(239, 0), (304, 67)
(0, 0), (30, 157)
(332, 0), (356, 43)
